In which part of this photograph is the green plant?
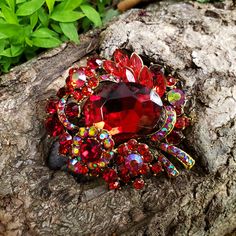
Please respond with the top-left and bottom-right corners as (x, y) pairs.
(0, 0), (117, 73)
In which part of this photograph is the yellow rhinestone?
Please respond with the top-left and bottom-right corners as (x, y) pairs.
(78, 127), (88, 137)
(72, 146), (80, 156)
(89, 126), (98, 136)
(99, 162), (106, 168)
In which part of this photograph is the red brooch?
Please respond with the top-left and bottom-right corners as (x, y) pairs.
(45, 49), (195, 190)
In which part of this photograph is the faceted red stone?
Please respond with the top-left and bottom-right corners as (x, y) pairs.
(117, 144), (129, 155)
(139, 164), (149, 175)
(46, 99), (58, 114)
(175, 106), (183, 116)
(133, 178), (145, 189)
(116, 155), (125, 164)
(127, 139), (138, 150)
(121, 67), (136, 83)
(103, 60), (121, 77)
(109, 181), (120, 190)
(82, 86), (92, 96)
(103, 169), (118, 183)
(80, 139), (102, 162)
(143, 152), (153, 163)
(139, 66), (153, 88)
(153, 72), (166, 97)
(130, 53), (143, 80)
(166, 130), (184, 145)
(72, 91), (83, 101)
(80, 67), (94, 77)
(83, 82), (164, 142)
(88, 77), (99, 88)
(65, 103), (79, 120)
(87, 58), (102, 70)
(59, 143), (71, 155)
(137, 143), (149, 155)
(175, 116), (191, 129)
(74, 162), (89, 175)
(166, 76), (177, 87)
(45, 116), (64, 137)
(113, 49), (129, 67)
(59, 132), (72, 145)
(151, 162), (162, 174)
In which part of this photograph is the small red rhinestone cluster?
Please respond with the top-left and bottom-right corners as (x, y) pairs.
(45, 49), (195, 190)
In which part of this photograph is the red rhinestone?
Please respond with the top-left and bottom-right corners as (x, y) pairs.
(84, 82), (164, 142)
(91, 168), (101, 176)
(113, 49), (129, 67)
(65, 102), (79, 120)
(80, 66), (94, 77)
(46, 99), (58, 114)
(153, 72), (166, 97)
(69, 68), (77, 76)
(72, 91), (83, 101)
(151, 162), (162, 174)
(116, 155), (125, 164)
(74, 162), (89, 175)
(137, 143), (149, 155)
(127, 139), (138, 150)
(82, 86), (92, 96)
(103, 60), (121, 76)
(119, 165), (129, 176)
(45, 116), (64, 137)
(103, 169), (118, 183)
(133, 178), (145, 189)
(109, 181), (120, 190)
(175, 116), (191, 129)
(139, 66), (153, 88)
(121, 67), (136, 83)
(139, 164), (149, 175)
(166, 130), (184, 145)
(117, 144), (129, 155)
(87, 58), (102, 70)
(88, 77), (99, 88)
(121, 174), (131, 183)
(59, 132), (72, 145)
(166, 76), (177, 87)
(175, 106), (183, 116)
(143, 152), (153, 163)
(130, 53), (143, 80)
(80, 139), (102, 162)
(57, 87), (67, 98)
(59, 143), (71, 155)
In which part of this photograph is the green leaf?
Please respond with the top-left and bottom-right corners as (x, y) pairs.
(0, 32), (8, 40)
(6, 0), (15, 11)
(30, 11), (38, 29)
(80, 4), (102, 27)
(32, 37), (61, 48)
(11, 44), (23, 57)
(59, 22), (79, 44)
(55, 0), (83, 11)
(25, 37), (33, 47)
(50, 10), (84, 22)
(1, 4), (18, 24)
(0, 23), (23, 37)
(46, 0), (55, 14)
(38, 8), (49, 26)
(51, 23), (62, 34)
(0, 48), (12, 57)
(31, 27), (58, 38)
(16, 0), (26, 4)
(16, 0), (45, 16)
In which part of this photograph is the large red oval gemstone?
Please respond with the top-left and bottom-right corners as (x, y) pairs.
(83, 82), (164, 142)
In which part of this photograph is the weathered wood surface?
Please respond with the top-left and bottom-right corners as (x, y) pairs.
(0, 1), (236, 235)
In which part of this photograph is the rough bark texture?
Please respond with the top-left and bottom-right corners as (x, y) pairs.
(0, 1), (236, 236)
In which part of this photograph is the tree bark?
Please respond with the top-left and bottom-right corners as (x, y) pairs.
(0, 1), (236, 235)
